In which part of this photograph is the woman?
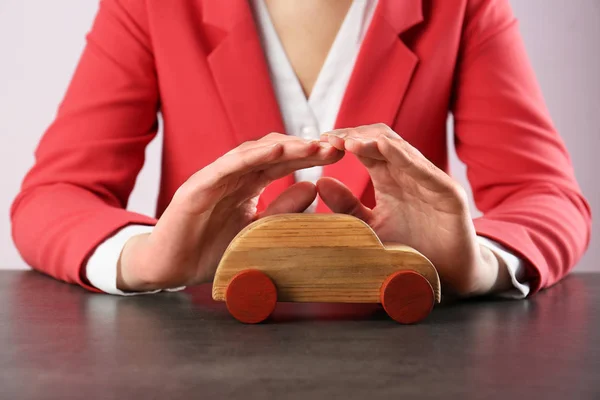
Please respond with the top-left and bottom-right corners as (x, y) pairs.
(11, 0), (591, 298)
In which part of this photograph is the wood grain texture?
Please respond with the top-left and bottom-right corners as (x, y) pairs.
(213, 214), (441, 303)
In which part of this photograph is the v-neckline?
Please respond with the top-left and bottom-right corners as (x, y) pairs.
(252, 0), (377, 135)
(254, 0), (372, 103)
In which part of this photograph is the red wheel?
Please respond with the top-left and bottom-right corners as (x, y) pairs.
(380, 270), (435, 324)
(225, 269), (277, 324)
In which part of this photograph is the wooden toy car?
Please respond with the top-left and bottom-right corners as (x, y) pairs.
(212, 214), (441, 324)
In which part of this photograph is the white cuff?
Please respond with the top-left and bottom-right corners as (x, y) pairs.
(86, 224), (186, 296)
(477, 236), (530, 299)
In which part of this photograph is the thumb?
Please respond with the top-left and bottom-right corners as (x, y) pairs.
(316, 177), (373, 222)
(257, 181), (317, 219)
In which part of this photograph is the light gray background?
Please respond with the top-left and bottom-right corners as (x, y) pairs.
(1, 1), (598, 271)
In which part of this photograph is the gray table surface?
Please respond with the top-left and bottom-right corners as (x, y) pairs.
(0, 270), (598, 400)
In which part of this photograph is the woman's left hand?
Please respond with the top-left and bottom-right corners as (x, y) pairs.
(319, 124), (512, 297)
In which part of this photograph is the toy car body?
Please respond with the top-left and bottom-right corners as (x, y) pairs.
(213, 214), (441, 324)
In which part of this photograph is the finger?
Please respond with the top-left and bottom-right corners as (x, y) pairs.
(257, 181), (318, 218)
(185, 139), (333, 205)
(344, 137), (386, 161)
(321, 127), (351, 139)
(377, 135), (425, 172)
(355, 123), (400, 139)
(228, 132), (318, 155)
(323, 135), (384, 168)
(219, 139), (321, 181)
(263, 143), (344, 180)
(206, 143), (286, 186)
(260, 132), (300, 142)
(173, 142), (283, 210)
(322, 123), (400, 142)
(276, 139), (323, 161)
(192, 143), (282, 192)
(316, 177), (373, 222)
(323, 133), (346, 151)
(377, 136), (454, 191)
(322, 123), (401, 157)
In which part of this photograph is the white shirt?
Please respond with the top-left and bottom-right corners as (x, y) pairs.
(86, 0), (530, 298)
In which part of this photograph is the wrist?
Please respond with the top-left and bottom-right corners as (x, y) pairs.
(475, 243), (513, 296)
(117, 233), (155, 292)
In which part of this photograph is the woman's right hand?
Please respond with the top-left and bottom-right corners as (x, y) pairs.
(116, 133), (343, 292)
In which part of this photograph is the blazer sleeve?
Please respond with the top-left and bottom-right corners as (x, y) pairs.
(451, 0), (592, 294)
(10, 0), (159, 291)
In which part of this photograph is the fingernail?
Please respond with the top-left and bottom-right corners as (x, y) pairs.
(319, 143), (333, 149)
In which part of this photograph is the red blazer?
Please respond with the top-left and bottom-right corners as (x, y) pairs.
(11, 0), (591, 294)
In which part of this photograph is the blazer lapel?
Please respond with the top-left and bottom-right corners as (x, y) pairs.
(318, 0), (424, 212)
(202, 0), (291, 211)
